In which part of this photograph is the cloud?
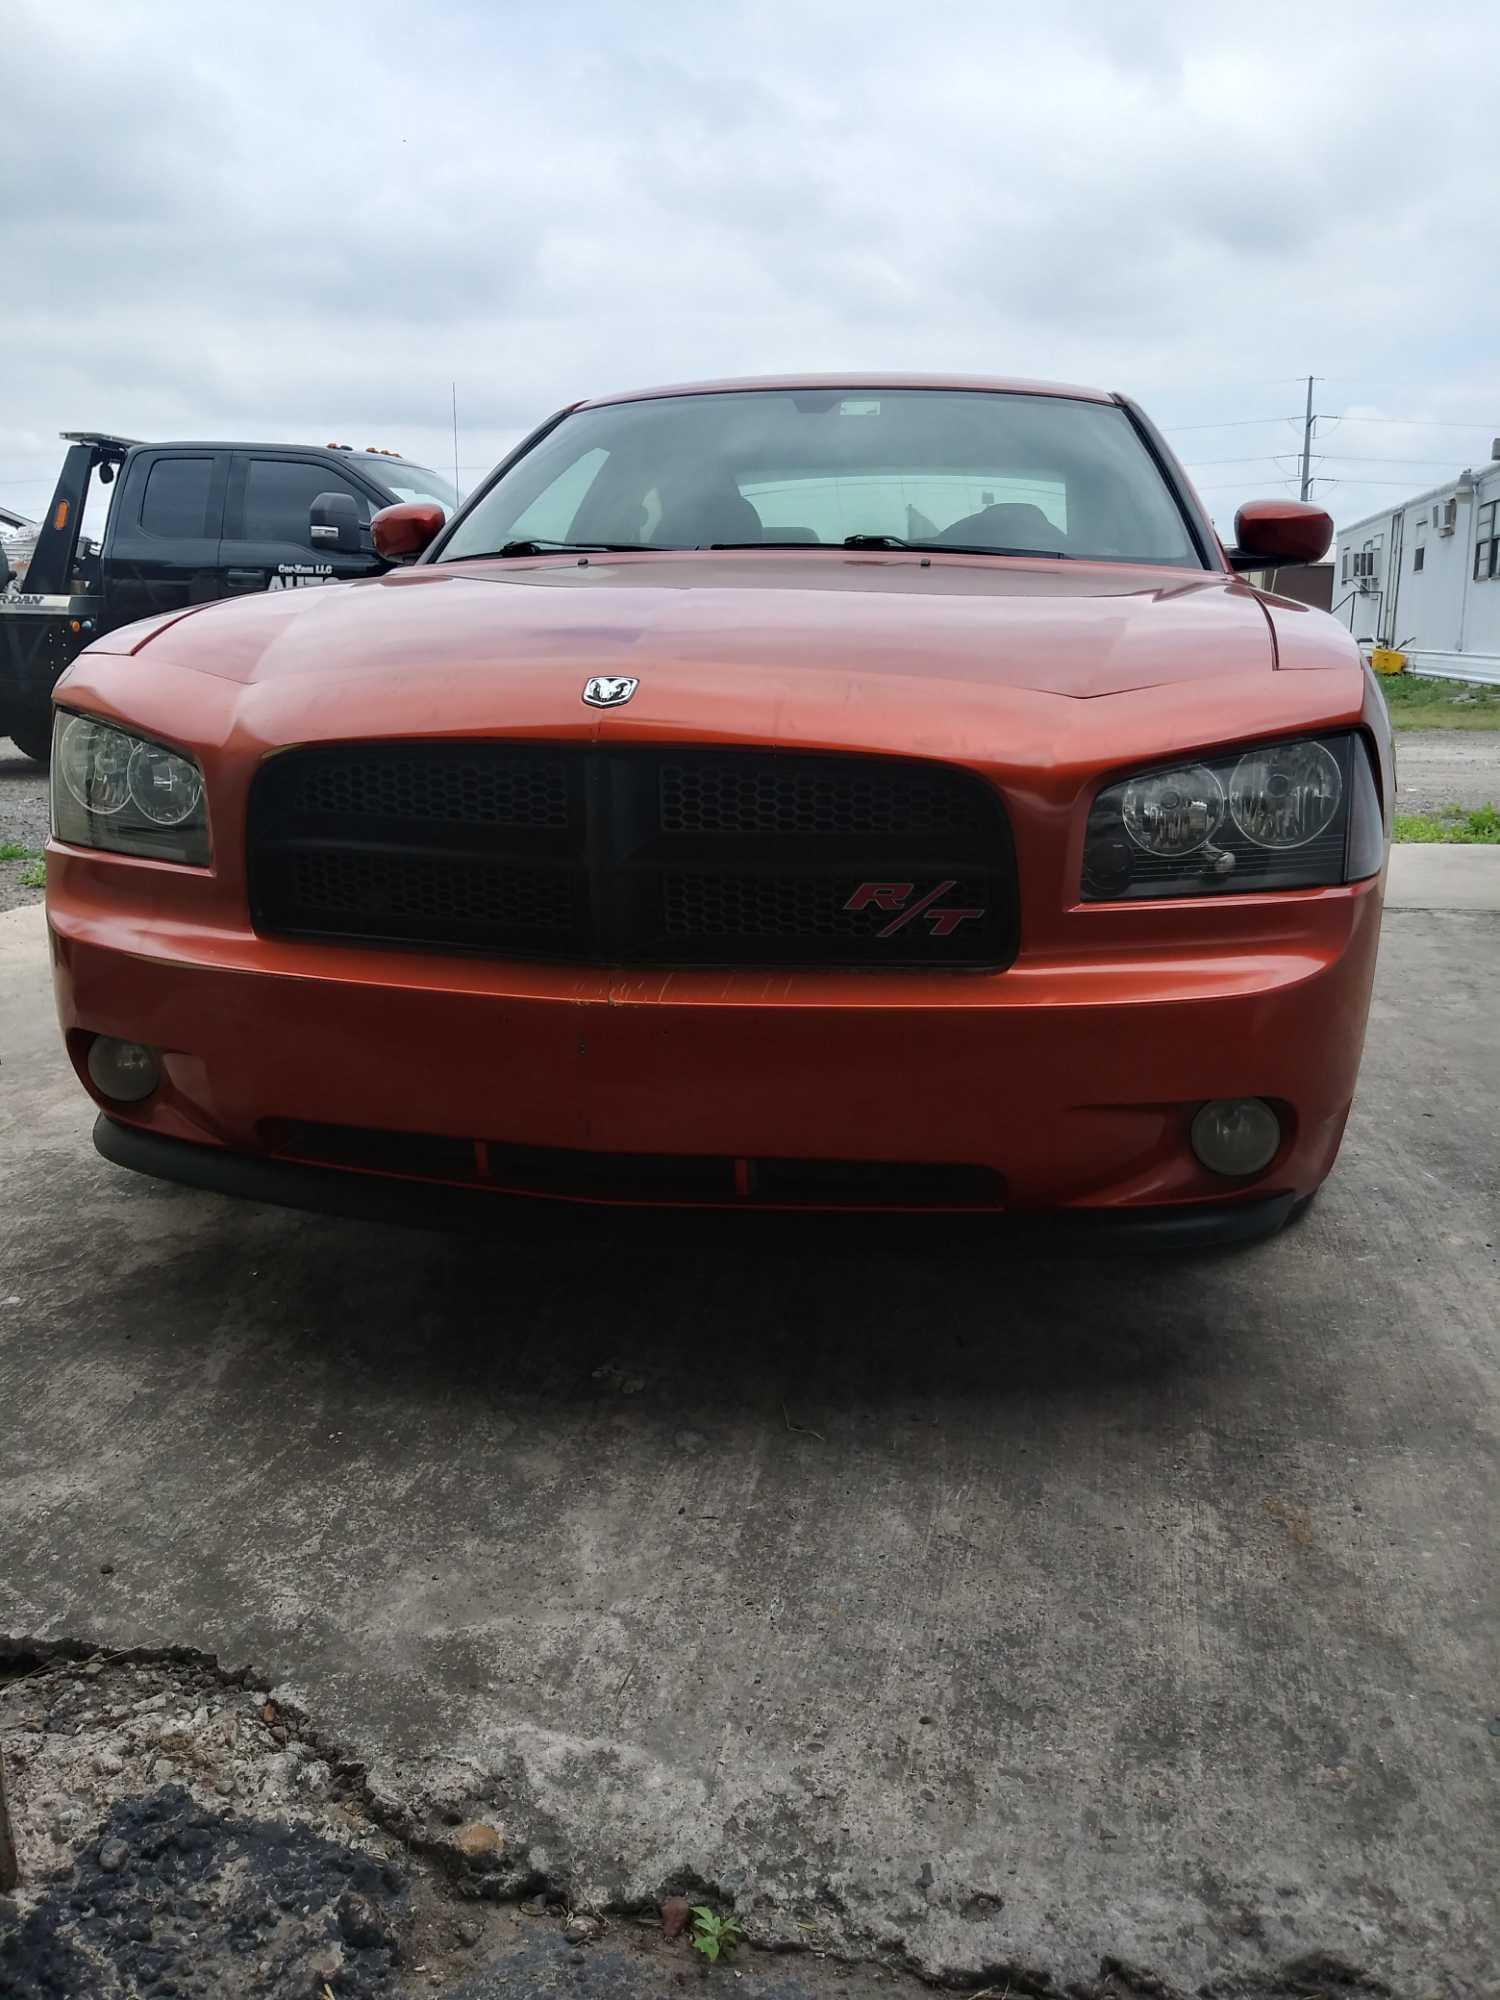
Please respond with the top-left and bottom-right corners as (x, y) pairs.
(2, 0), (1497, 531)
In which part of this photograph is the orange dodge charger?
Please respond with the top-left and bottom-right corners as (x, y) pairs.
(46, 377), (1390, 1247)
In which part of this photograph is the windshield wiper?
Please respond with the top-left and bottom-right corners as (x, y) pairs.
(474, 538), (675, 558)
(712, 533), (1071, 558)
(844, 533), (1071, 559)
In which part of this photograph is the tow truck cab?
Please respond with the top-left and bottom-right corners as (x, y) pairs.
(0, 433), (456, 762)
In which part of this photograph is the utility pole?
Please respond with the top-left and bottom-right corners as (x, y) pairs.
(451, 382), (461, 504)
(1298, 374), (1318, 501)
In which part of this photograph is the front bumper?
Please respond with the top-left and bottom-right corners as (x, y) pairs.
(92, 1113), (1300, 1248)
(50, 851), (1384, 1230)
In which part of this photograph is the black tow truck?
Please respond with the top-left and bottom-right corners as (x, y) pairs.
(1, 432), (457, 762)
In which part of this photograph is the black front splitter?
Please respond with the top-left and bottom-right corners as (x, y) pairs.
(94, 1114), (1300, 1256)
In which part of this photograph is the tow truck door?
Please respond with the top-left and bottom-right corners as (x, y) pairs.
(103, 448), (229, 634)
(220, 452), (387, 597)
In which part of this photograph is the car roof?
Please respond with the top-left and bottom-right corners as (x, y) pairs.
(578, 373), (1118, 410)
(135, 443), (430, 469)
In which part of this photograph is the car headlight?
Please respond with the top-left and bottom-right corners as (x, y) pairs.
(1082, 731), (1383, 901)
(52, 712), (210, 866)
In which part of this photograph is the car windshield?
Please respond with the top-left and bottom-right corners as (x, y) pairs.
(361, 460), (458, 516)
(439, 389), (1203, 567)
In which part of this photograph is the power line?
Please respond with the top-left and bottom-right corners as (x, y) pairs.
(1196, 473), (1463, 492)
(1164, 415), (1302, 433)
(1183, 454), (1306, 467)
(1313, 477), (1453, 489)
(1167, 411), (1497, 436)
(1187, 452), (1467, 469)
(1319, 414), (1498, 428)
(1307, 454), (1466, 466)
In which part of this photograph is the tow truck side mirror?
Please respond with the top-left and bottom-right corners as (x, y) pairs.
(309, 491), (364, 554)
(371, 502), (446, 562)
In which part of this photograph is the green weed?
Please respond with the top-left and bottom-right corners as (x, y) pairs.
(690, 1907), (745, 1963)
(1392, 803), (1500, 844)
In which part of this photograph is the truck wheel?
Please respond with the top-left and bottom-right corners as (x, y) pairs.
(6, 711), (53, 765)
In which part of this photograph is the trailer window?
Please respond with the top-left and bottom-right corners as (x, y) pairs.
(140, 457), (214, 539)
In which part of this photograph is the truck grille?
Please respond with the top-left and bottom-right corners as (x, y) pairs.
(248, 744), (1017, 969)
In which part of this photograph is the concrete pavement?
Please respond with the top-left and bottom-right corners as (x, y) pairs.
(1383, 841), (1500, 910)
(1, 857), (1497, 1996)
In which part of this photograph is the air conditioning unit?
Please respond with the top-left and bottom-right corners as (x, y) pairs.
(1440, 498), (1458, 535)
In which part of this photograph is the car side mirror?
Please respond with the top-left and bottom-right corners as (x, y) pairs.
(371, 501), (446, 562)
(1227, 499), (1333, 571)
(309, 491), (364, 554)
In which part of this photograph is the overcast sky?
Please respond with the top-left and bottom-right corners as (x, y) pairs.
(4, 0), (1497, 540)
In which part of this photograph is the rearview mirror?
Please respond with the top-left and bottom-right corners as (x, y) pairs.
(371, 501), (445, 562)
(1228, 499), (1333, 571)
(309, 491), (364, 553)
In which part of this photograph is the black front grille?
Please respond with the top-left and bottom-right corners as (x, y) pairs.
(657, 757), (987, 838)
(280, 847), (581, 941)
(265, 1119), (1007, 1210)
(249, 744), (1017, 969)
(286, 746), (573, 829)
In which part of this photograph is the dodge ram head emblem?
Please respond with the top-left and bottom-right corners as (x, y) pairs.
(582, 676), (638, 708)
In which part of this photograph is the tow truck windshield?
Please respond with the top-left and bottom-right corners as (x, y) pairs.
(360, 461), (458, 515)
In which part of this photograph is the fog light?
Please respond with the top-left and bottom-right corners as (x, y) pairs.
(87, 1037), (161, 1104)
(1190, 1098), (1281, 1178)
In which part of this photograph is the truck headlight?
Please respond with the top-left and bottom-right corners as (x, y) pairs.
(52, 712), (210, 866)
(1082, 731), (1383, 901)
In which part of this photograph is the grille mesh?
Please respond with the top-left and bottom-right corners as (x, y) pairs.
(286, 747), (571, 829)
(659, 759), (986, 837)
(285, 850), (577, 935)
(250, 744), (1016, 969)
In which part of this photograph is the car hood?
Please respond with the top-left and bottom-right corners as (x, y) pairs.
(129, 553), (1277, 709)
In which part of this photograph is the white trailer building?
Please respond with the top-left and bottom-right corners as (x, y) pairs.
(1332, 448), (1500, 684)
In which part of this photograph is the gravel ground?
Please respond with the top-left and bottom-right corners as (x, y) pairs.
(1394, 727), (1500, 815)
(0, 1655), (415, 1998)
(0, 742), (48, 913)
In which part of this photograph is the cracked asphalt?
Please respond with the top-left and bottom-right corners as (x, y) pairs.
(1, 857), (1497, 1998)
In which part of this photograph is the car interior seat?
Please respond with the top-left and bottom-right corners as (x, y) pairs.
(656, 479), (763, 547)
(935, 501), (1065, 550)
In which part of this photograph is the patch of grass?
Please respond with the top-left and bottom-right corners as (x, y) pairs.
(1392, 802), (1500, 844)
(1378, 673), (1500, 731)
(0, 843), (41, 862)
(19, 861), (45, 888)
